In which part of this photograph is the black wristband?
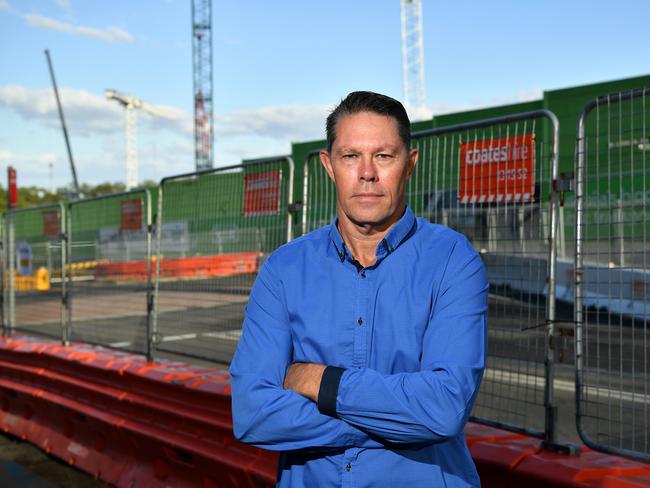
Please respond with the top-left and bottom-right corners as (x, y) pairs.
(317, 366), (345, 417)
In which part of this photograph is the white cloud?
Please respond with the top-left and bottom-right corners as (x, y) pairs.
(24, 13), (133, 43)
(0, 85), (191, 137)
(0, 84), (123, 135)
(0, 149), (63, 188)
(0, 149), (57, 171)
(215, 104), (329, 141)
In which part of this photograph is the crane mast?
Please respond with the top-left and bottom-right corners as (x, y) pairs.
(192, 0), (213, 170)
(400, 0), (427, 119)
(105, 89), (170, 190)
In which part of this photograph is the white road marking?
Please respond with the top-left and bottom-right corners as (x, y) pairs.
(485, 368), (650, 405)
(161, 333), (198, 342)
(203, 329), (242, 341)
(109, 329), (243, 349)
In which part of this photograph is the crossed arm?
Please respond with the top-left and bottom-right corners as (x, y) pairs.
(283, 362), (326, 402)
(230, 244), (488, 451)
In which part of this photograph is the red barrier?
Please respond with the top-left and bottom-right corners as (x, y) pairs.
(94, 252), (263, 282)
(0, 336), (276, 487)
(465, 423), (650, 487)
(0, 336), (648, 487)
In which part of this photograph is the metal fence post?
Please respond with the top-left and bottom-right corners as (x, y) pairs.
(143, 189), (154, 362)
(151, 182), (163, 361)
(540, 111), (575, 453)
(7, 210), (15, 336)
(66, 202), (73, 345)
(60, 202), (69, 345)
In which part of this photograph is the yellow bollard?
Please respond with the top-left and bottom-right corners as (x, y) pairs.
(35, 267), (50, 291)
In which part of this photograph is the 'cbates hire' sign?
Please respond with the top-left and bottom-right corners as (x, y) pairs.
(459, 134), (536, 204)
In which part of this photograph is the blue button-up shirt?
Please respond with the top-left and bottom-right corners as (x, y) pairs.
(231, 206), (488, 487)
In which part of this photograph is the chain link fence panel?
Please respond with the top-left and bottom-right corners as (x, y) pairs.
(575, 88), (650, 461)
(303, 111), (561, 440)
(153, 157), (294, 364)
(5, 204), (66, 340)
(67, 190), (152, 355)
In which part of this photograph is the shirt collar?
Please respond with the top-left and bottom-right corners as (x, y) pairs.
(328, 206), (416, 264)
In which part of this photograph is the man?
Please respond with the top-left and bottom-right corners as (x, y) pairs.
(231, 91), (488, 487)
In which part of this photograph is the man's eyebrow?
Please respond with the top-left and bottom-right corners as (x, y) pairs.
(334, 144), (401, 153)
(333, 146), (358, 154)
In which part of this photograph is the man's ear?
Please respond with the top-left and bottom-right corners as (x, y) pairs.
(320, 150), (335, 183)
(407, 148), (418, 178)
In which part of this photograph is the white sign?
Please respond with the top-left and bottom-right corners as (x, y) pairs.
(16, 241), (32, 276)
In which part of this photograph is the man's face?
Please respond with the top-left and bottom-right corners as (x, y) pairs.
(320, 111), (417, 231)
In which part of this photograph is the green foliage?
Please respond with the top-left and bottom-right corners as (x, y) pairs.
(0, 181), (131, 213)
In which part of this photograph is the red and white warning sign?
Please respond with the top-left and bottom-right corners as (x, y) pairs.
(42, 210), (60, 238)
(243, 169), (281, 217)
(121, 199), (143, 231)
(458, 134), (536, 204)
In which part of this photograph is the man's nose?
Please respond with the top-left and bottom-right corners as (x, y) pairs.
(358, 157), (378, 181)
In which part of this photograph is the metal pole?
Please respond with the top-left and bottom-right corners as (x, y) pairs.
(144, 189), (154, 361)
(285, 157), (295, 242)
(7, 210), (15, 336)
(59, 202), (69, 345)
(65, 205), (73, 344)
(151, 183), (164, 359)
(543, 113), (560, 448)
(44, 49), (80, 198)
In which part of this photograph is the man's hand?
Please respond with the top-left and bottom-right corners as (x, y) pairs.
(283, 362), (327, 402)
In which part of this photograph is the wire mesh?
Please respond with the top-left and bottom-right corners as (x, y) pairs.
(153, 157), (294, 363)
(67, 190), (152, 354)
(6, 204), (65, 340)
(303, 112), (559, 437)
(575, 88), (650, 461)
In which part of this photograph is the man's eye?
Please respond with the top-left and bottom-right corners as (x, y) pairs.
(377, 153), (392, 160)
(342, 154), (357, 160)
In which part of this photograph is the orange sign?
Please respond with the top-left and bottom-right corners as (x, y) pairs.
(121, 199), (143, 231)
(42, 211), (60, 238)
(243, 170), (281, 217)
(459, 134), (535, 204)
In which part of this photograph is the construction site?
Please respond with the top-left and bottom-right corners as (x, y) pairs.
(1, 0), (649, 486)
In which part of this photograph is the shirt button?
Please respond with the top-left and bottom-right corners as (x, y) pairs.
(357, 317), (363, 325)
(360, 270), (366, 278)
(346, 463), (351, 472)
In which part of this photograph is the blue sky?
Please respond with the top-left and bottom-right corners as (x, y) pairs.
(1, 0), (648, 188)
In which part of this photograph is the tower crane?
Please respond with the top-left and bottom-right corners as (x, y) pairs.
(400, 0), (428, 119)
(192, 0), (213, 170)
(105, 89), (170, 190)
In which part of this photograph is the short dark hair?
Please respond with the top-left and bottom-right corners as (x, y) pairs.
(325, 91), (411, 152)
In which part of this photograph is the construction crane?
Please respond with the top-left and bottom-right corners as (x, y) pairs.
(44, 49), (81, 198)
(192, 0), (213, 170)
(400, 0), (428, 119)
(105, 89), (170, 190)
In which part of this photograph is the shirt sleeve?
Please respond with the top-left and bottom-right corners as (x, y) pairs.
(230, 256), (383, 451)
(323, 239), (488, 444)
